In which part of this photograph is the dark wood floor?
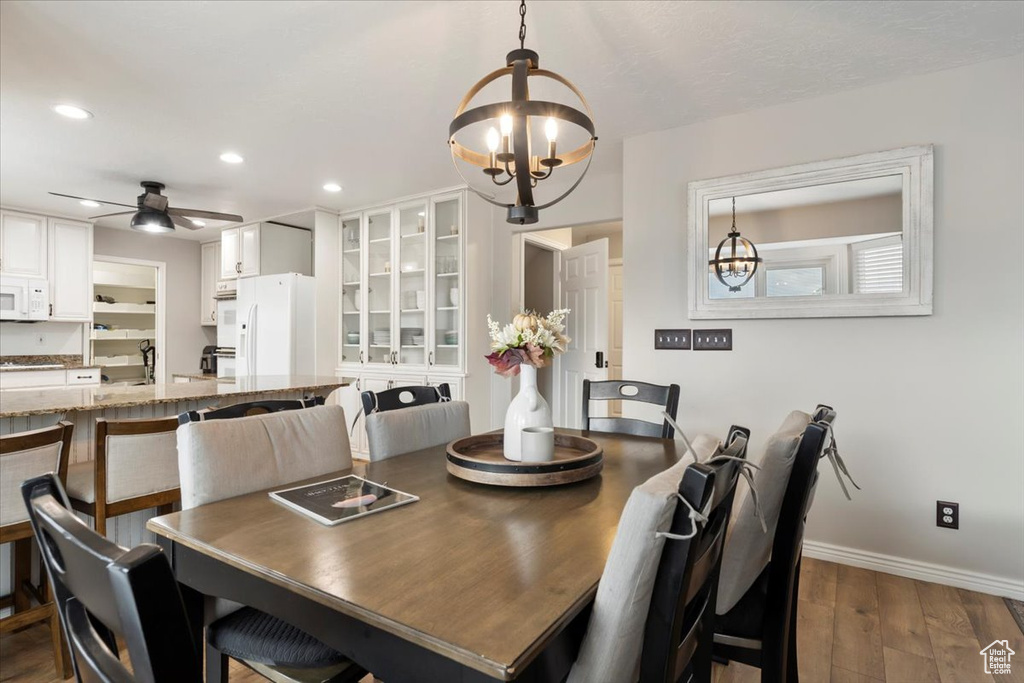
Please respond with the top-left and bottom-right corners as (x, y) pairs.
(1, 559), (1020, 683)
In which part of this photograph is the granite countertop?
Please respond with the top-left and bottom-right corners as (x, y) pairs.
(172, 373), (223, 381)
(0, 375), (354, 417)
(0, 355), (100, 373)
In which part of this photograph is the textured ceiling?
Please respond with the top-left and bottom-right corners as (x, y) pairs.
(1, 0), (1021, 240)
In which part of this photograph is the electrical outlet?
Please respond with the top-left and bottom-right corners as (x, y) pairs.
(35, 334), (45, 347)
(654, 329), (690, 350)
(693, 329), (733, 350)
(936, 501), (959, 529)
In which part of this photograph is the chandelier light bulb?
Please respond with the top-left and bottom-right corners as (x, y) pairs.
(545, 117), (558, 142)
(500, 114), (513, 137)
(486, 127), (500, 153)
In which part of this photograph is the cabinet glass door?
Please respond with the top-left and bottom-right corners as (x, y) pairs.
(397, 202), (428, 368)
(431, 195), (462, 370)
(339, 216), (363, 365)
(366, 209), (395, 367)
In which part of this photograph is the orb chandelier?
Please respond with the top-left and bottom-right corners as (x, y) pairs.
(710, 197), (763, 291)
(448, 0), (597, 225)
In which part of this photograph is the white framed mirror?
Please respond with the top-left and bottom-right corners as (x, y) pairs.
(688, 145), (933, 319)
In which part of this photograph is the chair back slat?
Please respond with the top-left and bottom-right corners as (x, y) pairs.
(21, 474), (201, 683)
(361, 383), (451, 415)
(640, 427), (748, 682)
(583, 380), (681, 439)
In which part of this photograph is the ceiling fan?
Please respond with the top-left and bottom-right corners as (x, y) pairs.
(50, 181), (243, 234)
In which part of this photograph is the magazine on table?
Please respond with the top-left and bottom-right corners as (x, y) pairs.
(269, 475), (418, 526)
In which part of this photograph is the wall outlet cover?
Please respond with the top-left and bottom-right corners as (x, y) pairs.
(936, 500), (959, 529)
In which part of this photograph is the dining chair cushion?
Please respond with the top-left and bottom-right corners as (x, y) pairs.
(207, 606), (348, 669)
(0, 442), (63, 526)
(177, 404), (352, 509)
(365, 400), (471, 462)
(567, 456), (689, 683)
(64, 461), (96, 504)
(715, 409), (811, 615)
(106, 431), (180, 503)
(690, 433), (720, 462)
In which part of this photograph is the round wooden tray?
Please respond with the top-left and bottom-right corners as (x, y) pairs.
(446, 431), (603, 487)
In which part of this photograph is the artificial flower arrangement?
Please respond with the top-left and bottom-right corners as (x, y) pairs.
(485, 308), (572, 377)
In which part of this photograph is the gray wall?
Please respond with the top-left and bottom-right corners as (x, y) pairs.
(93, 226), (215, 376)
(623, 55), (1023, 592)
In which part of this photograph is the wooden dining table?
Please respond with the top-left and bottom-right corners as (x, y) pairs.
(147, 429), (686, 682)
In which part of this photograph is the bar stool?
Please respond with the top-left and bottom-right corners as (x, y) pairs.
(65, 415), (180, 536)
(0, 421), (74, 678)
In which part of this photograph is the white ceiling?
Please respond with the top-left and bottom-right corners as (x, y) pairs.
(708, 175), (904, 215)
(1, 1), (1021, 241)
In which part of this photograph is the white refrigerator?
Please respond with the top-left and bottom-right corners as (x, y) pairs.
(236, 273), (316, 377)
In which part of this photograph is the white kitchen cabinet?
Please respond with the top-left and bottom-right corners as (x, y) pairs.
(219, 223), (311, 280)
(66, 368), (101, 385)
(200, 241), (220, 326)
(48, 218), (93, 321)
(0, 367), (99, 390)
(220, 228), (240, 279)
(0, 210), (48, 279)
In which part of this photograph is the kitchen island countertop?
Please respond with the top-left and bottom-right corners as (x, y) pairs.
(0, 375), (353, 418)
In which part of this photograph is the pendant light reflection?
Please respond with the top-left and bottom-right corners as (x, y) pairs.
(709, 197), (762, 292)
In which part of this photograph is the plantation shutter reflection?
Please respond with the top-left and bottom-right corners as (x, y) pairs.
(852, 235), (904, 294)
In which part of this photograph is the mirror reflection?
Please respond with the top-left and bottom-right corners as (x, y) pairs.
(707, 175), (903, 300)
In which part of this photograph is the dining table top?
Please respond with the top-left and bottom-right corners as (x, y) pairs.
(147, 429), (687, 680)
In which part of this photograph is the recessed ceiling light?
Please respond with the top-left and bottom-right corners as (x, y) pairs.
(80, 200), (100, 208)
(53, 104), (93, 119)
(219, 152), (244, 164)
(323, 182), (342, 193)
(191, 219), (206, 227)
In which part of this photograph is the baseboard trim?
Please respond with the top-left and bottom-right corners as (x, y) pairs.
(802, 540), (1024, 601)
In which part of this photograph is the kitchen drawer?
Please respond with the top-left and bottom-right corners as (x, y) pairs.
(66, 368), (100, 385)
(0, 369), (67, 390)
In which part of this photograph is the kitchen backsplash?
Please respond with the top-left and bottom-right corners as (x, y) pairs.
(0, 321), (86, 356)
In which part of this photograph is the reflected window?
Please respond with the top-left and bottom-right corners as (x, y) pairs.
(851, 235), (904, 294)
(766, 267), (824, 297)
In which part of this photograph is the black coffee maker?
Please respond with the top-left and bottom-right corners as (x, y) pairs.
(200, 345), (218, 375)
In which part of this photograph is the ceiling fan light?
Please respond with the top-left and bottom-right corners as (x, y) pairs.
(130, 208), (175, 234)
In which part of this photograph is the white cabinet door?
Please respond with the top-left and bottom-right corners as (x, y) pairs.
(48, 219), (92, 321)
(220, 228), (239, 279)
(239, 224), (260, 277)
(427, 376), (463, 401)
(0, 370), (66, 390)
(200, 241), (219, 325)
(0, 211), (48, 278)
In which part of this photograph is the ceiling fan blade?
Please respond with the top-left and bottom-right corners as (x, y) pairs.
(142, 193), (169, 211)
(49, 192), (136, 209)
(167, 207), (243, 222)
(170, 215), (203, 230)
(89, 210), (136, 219)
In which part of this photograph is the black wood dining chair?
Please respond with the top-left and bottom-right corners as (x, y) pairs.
(21, 472), (202, 683)
(178, 397), (322, 424)
(582, 379), (681, 439)
(712, 408), (836, 683)
(640, 426), (750, 682)
(361, 383), (451, 416)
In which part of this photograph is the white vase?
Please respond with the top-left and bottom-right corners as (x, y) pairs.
(504, 364), (554, 461)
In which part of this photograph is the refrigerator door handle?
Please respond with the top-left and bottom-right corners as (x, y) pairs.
(247, 304), (257, 375)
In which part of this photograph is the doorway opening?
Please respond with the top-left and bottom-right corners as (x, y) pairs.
(91, 256), (167, 385)
(517, 221), (623, 428)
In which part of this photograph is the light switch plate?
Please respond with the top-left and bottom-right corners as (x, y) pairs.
(654, 329), (691, 350)
(693, 329), (733, 350)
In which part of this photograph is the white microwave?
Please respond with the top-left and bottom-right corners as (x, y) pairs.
(0, 276), (49, 321)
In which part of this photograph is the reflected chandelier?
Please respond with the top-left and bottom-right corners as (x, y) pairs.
(448, 0), (597, 225)
(710, 197), (763, 291)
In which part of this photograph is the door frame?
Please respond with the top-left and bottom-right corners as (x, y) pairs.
(517, 232), (567, 418)
(92, 255), (167, 384)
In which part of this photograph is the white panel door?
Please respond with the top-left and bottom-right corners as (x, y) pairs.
(239, 224), (261, 277)
(220, 228), (240, 279)
(608, 262), (624, 417)
(48, 219), (92, 321)
(0, 211), (47, 278)
(554, 239), (609, 429)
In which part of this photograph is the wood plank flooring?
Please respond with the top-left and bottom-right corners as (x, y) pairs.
(1, 559), (1021, 683)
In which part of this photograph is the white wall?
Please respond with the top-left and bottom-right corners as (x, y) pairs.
(0, 321), (84, 355)
(93, 226), (214, 377)
(622, 55), (1024, 596)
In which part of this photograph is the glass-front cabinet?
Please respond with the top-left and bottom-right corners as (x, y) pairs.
(339, 215), (362, 365)
(339, 190), (465, 376)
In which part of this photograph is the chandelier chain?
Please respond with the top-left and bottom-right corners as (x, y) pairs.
(519, 0), (527, 49)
